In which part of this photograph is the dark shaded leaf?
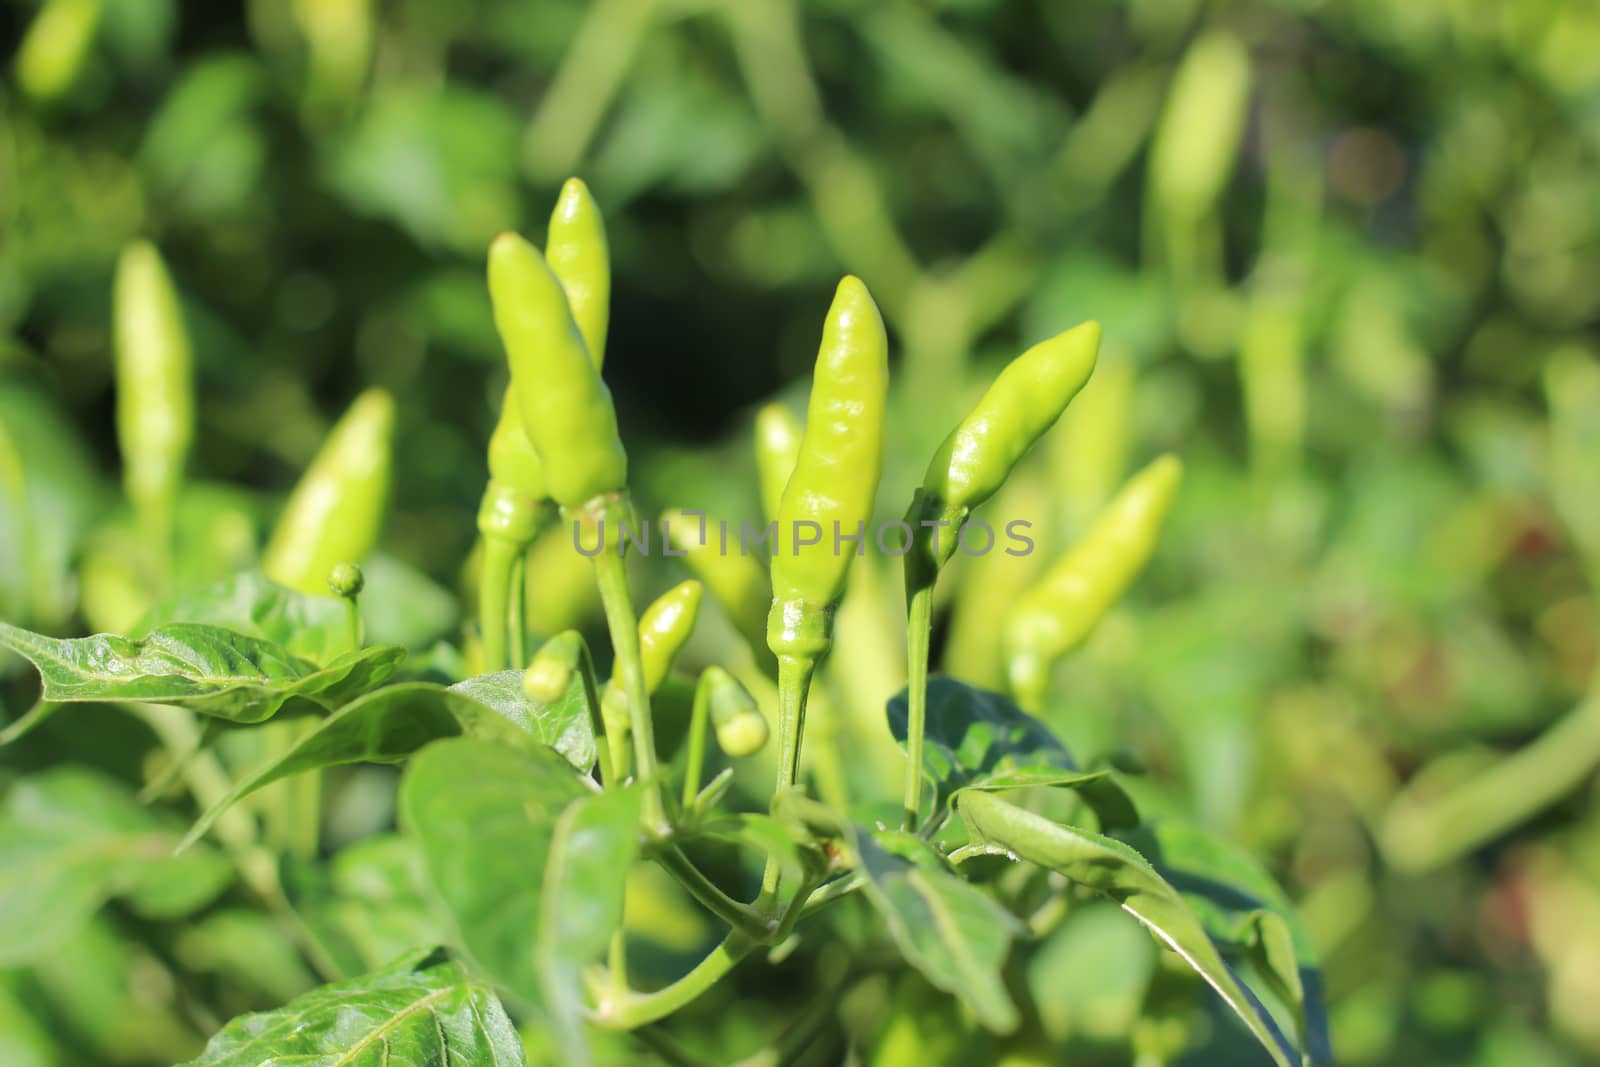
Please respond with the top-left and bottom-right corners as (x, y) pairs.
(959, 790), (1308, 1067)
(888, 676), (1136, 827)
(1121, 819), (1331, 1064)
(178, 947), (525, 1066)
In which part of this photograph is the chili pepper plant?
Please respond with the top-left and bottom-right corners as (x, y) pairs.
(0, 182), (1330, 1066)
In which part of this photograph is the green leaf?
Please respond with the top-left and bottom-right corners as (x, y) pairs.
(537, 786), (643, 1065)
(176, 678), (590, 851)
(887, 676), (1136, 827)
(400, 738), (591, 1003)
(0, 769), (233, 965)
(450, 669), (599, 771)
(888, 676), (1074, 791)
(175, 909), (318, 1005)
(358, 552), (460, 650)
(958, 790), (1307, 1067)
(136, 571), (350, 664)
(178, 947), (526, 1067)
(854, 828), (1022, 1034)
(0, 620), (404, 723)
(1121, 819), (1331, 1064)
(284, 834), (446, 978)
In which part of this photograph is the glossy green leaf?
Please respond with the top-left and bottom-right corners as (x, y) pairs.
(855, 828), (1022, 1034)
(177, 677), (590, 851)
(958, 790), (1308, 1067)
(450, 669), (598, 770)
(0, 769), (232, 965)
(537, 786), (643, 1065)
(178, 947), (526, 1066)
(400, 738), (591, 1003)
(1122, 818), (1331, 1064)
(887, 676), (1135, 827)
(0, 620), (404, 723)
(136, 571), (350, 664)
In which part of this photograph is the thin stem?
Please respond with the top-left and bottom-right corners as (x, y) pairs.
(682, 672), (713, 812)
(796, 874), (863, 922)
(478, 535), (519, 673)
(507, 551), (528, 669)
(902, 583), (933, 830)
(282, 720), (321, 860)
(129, 703), (344, 982)
(592, 547), (665, 829)
(594, 932), (756, 1030)
(655, 847), (772, 941)
(760, 654), (817, 904)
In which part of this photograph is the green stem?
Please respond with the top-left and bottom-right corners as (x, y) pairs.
(507, 551), (527, 669)
(592, 547), (665, 829)
(760, 653), (817, 904)
(682, 672), (714, 812)
(1383, 688), (1600, 871)
(902, 583), (933, 830)
(594, 932), (756, 1029)
(282, 719), (321, 860)
(478, 535), (519, 673)
(129, 703), (344, 981)
(655, 847), (772, 941)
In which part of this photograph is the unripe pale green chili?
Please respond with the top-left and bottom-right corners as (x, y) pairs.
(754, 402), (802, 524)
(905, 320), (1101, 586)
(478, 185), (609, 669)
(660, 508), (772, 662)
(488, 231), (626, 510)
(1005, 454), (1183, 710)
(900, 320), (1099, 828)
(523, 629), (614, 780)
(1050, 355), (1133, 529)
(262, 388), (395, 595)
(15, 0), (100, 102)
(761, 275), (887, 906)
(113, 241), (194, 557)
(768, 275), (889, 659)
(1148, 31), (1253, 225)
(602, 580), (703, 716)
(682, 665), (768, 811)
(546, 177), (611, 365)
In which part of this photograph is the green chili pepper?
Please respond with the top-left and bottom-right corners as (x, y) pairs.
(906, 320), (1100, 586)
(1050, 355), (1133, 530)
(603, 580), (703, 710)
(1004, 454), (1183, 708)
(478, 188), (611, 671)
(709, 673), (769, 759)
(262, 388), (395, 595)
(15, 0), (100, 102)
(660, 508), (772, 661)
(768, 275), (889, 660)
(681, 665), (768, 811)
(546, 178), (611, 366)
(754, 402), (802, 524)
(1148, 30), (1253, 225)
(487, 231), (626, 510)
(113, 241), (194, 553)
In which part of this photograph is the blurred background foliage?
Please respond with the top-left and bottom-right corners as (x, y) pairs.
(4, 0), (1600, 1064)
